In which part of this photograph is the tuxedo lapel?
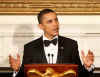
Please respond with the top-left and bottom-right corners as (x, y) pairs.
(38, 36), (48, 64)
(56, 36), (65, 64)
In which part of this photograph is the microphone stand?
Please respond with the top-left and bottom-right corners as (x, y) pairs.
(48, 53), (50, 64)
(51, 54), (54, 64)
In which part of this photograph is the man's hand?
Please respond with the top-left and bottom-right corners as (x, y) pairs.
(9, 54), (21, 72)
(81, 50), (94, 69)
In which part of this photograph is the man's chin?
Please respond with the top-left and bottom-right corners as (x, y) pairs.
(54, 32), (59, 36)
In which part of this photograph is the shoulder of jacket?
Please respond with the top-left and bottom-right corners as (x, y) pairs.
(59, 35), (77, 43)
(24, 36), (42, 47)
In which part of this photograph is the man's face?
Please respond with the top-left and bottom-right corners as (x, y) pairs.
(39, 12), (59, 38)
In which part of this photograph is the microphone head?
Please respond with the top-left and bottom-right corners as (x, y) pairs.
(51, 54), (54, 57)
(48, 53), (50, 57)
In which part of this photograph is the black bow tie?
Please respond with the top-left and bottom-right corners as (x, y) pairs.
(44, 38), (57, 47)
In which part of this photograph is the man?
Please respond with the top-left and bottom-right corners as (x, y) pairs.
(9, 9), (94, 77)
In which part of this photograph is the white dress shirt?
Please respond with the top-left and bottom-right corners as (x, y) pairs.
(43, 35), (58, 64)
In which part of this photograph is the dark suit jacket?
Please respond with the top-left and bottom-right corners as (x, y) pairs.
(16, 36), (93, 77)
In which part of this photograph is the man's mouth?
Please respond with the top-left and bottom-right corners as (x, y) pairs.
(53, 29), (59, 35)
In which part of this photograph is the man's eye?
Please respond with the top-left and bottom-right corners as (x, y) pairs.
(48, 20), (52, 23)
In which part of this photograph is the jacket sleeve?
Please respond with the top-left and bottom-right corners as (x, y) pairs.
(15, 45), (26, 77)
(72, 41), (94, 77)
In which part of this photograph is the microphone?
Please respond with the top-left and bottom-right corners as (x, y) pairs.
(48, 53), (50, 64)
(51, 54), (54, 64)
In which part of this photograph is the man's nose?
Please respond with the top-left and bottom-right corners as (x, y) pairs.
(53, 21), (59, 27)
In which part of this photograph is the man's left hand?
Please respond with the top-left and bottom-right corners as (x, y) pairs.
(81, 50), (94, 69)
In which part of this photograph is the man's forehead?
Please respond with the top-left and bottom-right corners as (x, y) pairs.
(42, 12), (57, 20)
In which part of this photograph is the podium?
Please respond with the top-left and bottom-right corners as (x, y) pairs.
(24, 64), (78, 77)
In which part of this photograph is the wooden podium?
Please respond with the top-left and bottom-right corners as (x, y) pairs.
(24, 64), (78, 77)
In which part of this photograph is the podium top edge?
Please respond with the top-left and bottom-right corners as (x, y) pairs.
(24, 64), (78, 67)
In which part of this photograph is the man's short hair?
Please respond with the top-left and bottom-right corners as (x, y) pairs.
(37, 9), (55, 24)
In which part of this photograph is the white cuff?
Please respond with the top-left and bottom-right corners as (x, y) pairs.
(86, 64), (95, 72)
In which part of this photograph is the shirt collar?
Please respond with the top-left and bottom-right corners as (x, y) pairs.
(43, 34), (58, 41)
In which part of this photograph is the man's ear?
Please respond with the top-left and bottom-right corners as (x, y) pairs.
(38, 24), (44, 30)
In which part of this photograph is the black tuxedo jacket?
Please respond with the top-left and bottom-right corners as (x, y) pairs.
(16, 36), (93, 77)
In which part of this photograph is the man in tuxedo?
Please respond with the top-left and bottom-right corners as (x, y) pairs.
(9, 9), (94, 77)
